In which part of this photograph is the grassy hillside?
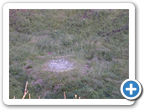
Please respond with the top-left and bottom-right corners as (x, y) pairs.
(9, 9), (129, 99)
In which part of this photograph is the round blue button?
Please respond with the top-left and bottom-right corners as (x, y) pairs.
(123, 81), (139, 97)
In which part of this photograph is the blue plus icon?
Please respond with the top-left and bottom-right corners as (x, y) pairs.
(123, 81), (139, 97)
(121, 79), (142, 100)
(126, 83), (137, 95)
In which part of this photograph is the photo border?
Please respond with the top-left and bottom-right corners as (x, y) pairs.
(3, 3), (135, 105)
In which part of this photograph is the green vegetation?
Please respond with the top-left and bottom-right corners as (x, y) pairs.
(9, 9), (129, 99)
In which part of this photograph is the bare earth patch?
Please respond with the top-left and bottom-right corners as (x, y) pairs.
(42, 56), (77, 72)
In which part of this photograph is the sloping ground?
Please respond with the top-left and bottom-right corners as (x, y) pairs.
(9, 9), (129, 99)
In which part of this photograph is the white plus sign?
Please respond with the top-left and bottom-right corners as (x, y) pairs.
(126, 83), (137, 95)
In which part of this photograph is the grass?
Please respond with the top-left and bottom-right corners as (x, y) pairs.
(9, 9), (129, 99)
(13, 81), (80, 99)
